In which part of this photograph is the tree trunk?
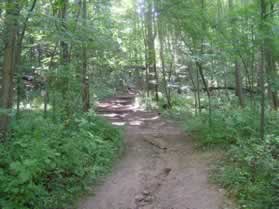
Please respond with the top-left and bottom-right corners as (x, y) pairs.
(188, 64), (198, 115)
(196, 66), (201, 113)
(142, 12), (150, 96)
(59, 0), (70, 115)
(82, 0), (90, 112)
(229, 0), (245, 107)
(158, 9), (171, 107)
(259, 0), (266, 140)
(235, 62), (245, 107)
(197, 58), (212, 124)
(0, 1), (19, 140)
(145, 0), (158, 101)
(265, 3), (278, 110)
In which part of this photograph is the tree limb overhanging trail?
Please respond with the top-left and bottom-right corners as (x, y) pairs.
(78, 93), (233, 209)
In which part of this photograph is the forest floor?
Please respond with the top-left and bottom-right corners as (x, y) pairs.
(78, 92), (233, 209)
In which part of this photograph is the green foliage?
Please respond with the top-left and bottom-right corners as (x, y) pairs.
(158, 94), (194, 120)
(187, 107), (260, 145)
(0, 112), (122, 209)
(214, 135), (279, 209)
(164, 96), (279, 209)
(196, 110), (279, 209)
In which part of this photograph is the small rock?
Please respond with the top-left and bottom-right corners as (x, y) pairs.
(135, 194), (144, 202)
(142, 190), (150, 196)
(164, 168), (172, 175)
(219, 188), (224, 193)
(144, 195), (153, 203)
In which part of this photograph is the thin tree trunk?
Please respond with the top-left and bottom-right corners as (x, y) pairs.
(59, 0), (70, 116)
(200, 0), (212, 125)
(197, 61), (212, 125)
(235, 62), (245, 107)
(188, 64), (198, 115)
(152, 1), (159, 101)
(45, 44), (58, 118)
(142, 11), (150, 96)
(82, 0), (90, 112)
(259, 0), (266, 140)
(145, 0), (158, 101)
(158, 17), (171, 107)
(229, 0), (245, 107)
(196, 68), (201, 113)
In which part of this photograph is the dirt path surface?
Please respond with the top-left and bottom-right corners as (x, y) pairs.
(78, 93), (228, 209)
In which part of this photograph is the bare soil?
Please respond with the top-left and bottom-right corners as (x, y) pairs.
(78, 93), (232, 209)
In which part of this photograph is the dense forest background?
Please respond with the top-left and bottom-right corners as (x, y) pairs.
(0, 0), (279, 209)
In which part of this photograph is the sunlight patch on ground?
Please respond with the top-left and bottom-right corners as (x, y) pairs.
(134, 96), (145, 111)
(112, 122), (127, 126)
(129, 120), (143, 126)
(102, 113), (119, 118)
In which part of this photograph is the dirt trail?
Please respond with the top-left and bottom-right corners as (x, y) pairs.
(78, 93), (230, 209)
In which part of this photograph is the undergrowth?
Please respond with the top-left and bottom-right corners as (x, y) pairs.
(159, 95), (279, 209)
(0, 112), (122, 209)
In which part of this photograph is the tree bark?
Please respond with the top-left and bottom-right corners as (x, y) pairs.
(157, 1), (171, 107)
(259, 0), (266, 140)
(0, 1), (19, 140)
(229, 0), (245, 107)
(82, 0), (90, 112)
(265, 3), (278, 110)
(59, 0), (71, 115)
(145, 0), (158, 101)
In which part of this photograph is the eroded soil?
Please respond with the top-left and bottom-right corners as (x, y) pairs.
(78, 93), (231, 209)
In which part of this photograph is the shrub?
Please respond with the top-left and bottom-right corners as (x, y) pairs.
(0, 112), (122, 209)
(214, 136), (279, 209)
(164, 96), (279, 209)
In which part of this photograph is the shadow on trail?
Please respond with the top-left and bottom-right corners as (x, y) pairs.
(79, 93), (231, 209)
